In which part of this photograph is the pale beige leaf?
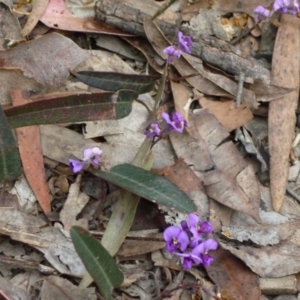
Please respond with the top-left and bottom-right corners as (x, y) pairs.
(21, 0), (49, 36)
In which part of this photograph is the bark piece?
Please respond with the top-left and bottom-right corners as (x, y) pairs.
(95, 0), (182, 38)
(269, 15), (300, 211)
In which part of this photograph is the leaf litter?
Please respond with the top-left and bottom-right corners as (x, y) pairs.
(2, 0), (300, 299)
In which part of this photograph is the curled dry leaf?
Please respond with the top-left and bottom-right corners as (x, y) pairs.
(21, 0), (49, 37)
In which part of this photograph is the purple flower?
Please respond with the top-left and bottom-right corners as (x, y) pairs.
(178, 31), (192, 54)
(83, 147), (102, 166)
(181, 214), (213, 248)
(144, 123), (161, 139)
(69, 147), (102, 173)
(199, 221), (213, 234)
(274, 0), (290, 11)
(69, 159), (84, 173)
(163, 45), (181, 64)
(163, 225), (189, 253)
(174, 251), (200, 269)
(162, 112), (187, 133)
(253, 5), (271, 21)
(163, 32), (192, 64)
(192, 239), (218, 267)
(273, 0), (299, 14)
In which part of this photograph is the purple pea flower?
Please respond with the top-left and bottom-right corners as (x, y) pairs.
(274, 0), (290, 12)
(162, 112), (188, 133)
(187, 213), (213, 234)
(163, 225), (189, 253)
(163, 31), (192, 64)
(83, 147), (102, 166)
(253, 5), (271, 21)
(174, 251), (200, 269)
(274, 0), (299, 14)
(192, 238), (218, 267)
(69, 159), (84, 173)
(199, 221), (213, 234)
(174, 238), (218, 269)
(163, 45), (181, 64)
(144, 123), (161, 139)
(69, 146), (102, 173)
(181, 214), (213, 248)
(178, 31), (193, 54)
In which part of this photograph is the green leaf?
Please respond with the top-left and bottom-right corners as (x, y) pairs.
(4, 90), (137, 128)
(74, 71), (160, 94)
(0, 106), (22, 181)
(70, 226), (124, 300)
(92, 163), (196, 213)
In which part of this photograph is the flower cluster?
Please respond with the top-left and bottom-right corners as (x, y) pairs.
(144, 111), (188, 139)
(163, 213), (218, 269)
(163, 31), (193, 64)
(254, 0), (299, 21)
(69, 147), (102, 173)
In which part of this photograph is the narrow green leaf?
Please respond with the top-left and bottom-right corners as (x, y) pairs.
(4, 90), (137, 128)
(0, 106), (22, 181)
(92, 163), (196, 213)
(74, 71), (160, 94)
(80, 138), (154, 289)
(70, 226), (124, 300)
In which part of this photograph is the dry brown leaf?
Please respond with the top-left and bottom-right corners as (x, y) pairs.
(0, 277), (28, 300)
(191, 109), (261, 222)
(220, 235), (300, 278)
(204, 169), (260, 222)
(207, 248), (260, 300)
(0, 208), (86, 276)
(183, 54), (258, 108)
(170, 81), (192, 122)
(199, 97), (253, 132)
(123, 36), (165, 74)
(41, 0), (132, 35)
(154, 159), (209, 221)
(269, 15), (300, 211)
(118, 237), (165, 257)
(218, 0), (273, 15)
(12, 89), (51, 215)
(0, 1), (22, 47)
(222, 220), (300, 247)
(59, 175), (89, 231)
(0, 32), (88, 85)
(0, 69), (43, 107)
(21, 0), (49, 37)
(41, 275), (97, 299)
